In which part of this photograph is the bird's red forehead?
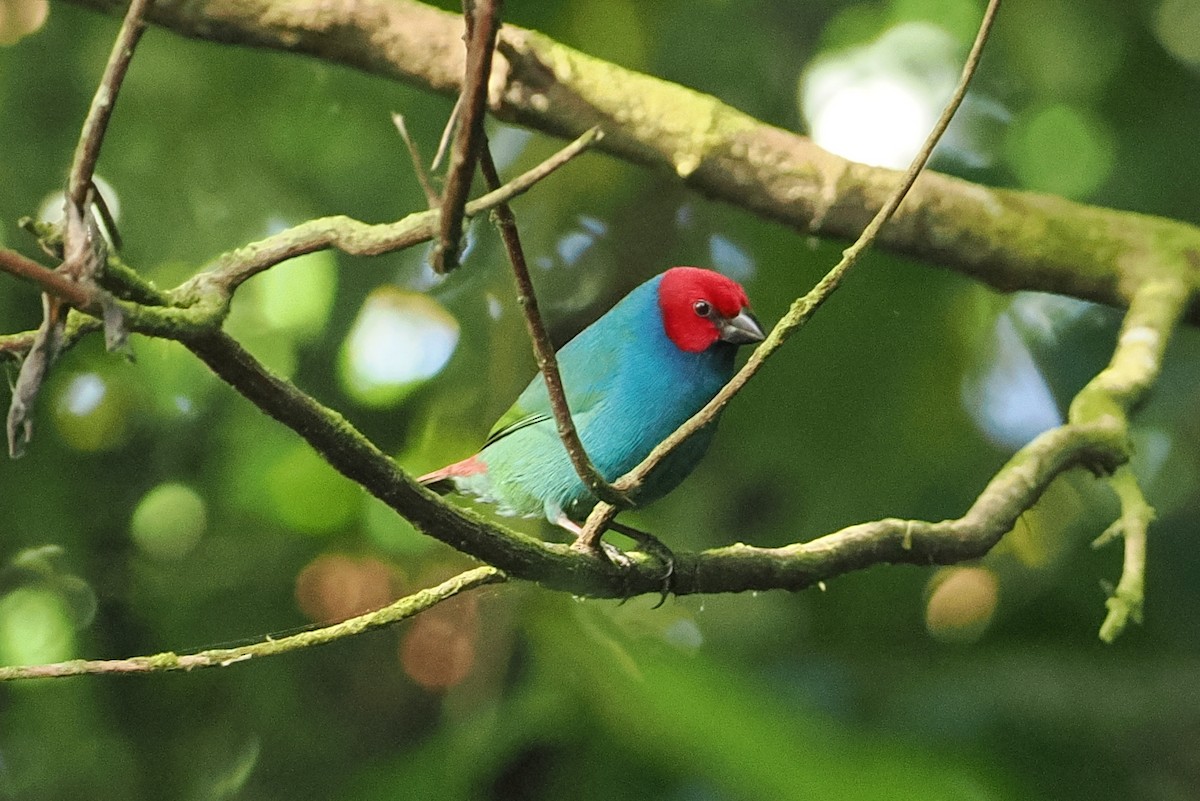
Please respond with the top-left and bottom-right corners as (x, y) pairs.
(657, 266), (752, 352)
(658, 267), (749, 318)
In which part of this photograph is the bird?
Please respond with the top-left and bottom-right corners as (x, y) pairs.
(419, 266), (764, 551)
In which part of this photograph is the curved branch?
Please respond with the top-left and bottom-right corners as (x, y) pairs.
(3, 0), (1189, 632)
(0, 128), (603, 346)
(60, 0), (1200, 321)
(0, 567), (505, 681)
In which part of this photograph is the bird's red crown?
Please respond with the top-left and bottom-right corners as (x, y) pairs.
(657, 266), (752, 353)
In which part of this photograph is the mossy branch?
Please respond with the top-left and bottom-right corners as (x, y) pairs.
(0, 127), (603, 349)
(0, 0), (1193, 691)
(1069, 273), (1190, 640)
(0, 567), (506, 681)
(59, 0), (1200, 323)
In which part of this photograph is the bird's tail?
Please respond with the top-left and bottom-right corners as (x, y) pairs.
(417, 454), (486, 493)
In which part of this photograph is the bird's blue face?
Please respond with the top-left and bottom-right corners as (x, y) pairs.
(657, 267), (764, 353)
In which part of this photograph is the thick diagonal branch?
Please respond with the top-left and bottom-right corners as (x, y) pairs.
(61, 0), (1200, 322)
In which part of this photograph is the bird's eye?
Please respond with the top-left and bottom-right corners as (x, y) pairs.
(693, 300), (712, 318)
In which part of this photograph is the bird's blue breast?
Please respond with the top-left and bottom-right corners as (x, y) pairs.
(475, 275), (737, 521)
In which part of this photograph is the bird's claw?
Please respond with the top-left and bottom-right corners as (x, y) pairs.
(608, 521), (675, 607)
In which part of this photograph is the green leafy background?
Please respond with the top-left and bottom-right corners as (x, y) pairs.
(1, 1), (1199, 799)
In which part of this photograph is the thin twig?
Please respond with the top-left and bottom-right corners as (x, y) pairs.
(66, 0), (151, 209)
(0, 128), (605, 364)
(195, 126), (603, 294)
(578, 0), (1006, 546)
(7, 0), (150, 458)
(478, 134), (629, 509)
(0, 250), (96, 309)
(432, 0), (503, 273)
(1096, 466), (1151, 642)
(392, 112), (440, 208)
(0, 567), (505, 681)
(1068, 272), (1188, 640)
(432, 94), (463, 173)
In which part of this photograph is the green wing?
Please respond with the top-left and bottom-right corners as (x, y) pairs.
(482, 402), (551, 448)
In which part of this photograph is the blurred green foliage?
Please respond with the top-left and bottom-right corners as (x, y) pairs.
(2, 1), (1200, 800)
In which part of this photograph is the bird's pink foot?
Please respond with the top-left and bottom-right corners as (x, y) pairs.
(558, 512), (634, 570)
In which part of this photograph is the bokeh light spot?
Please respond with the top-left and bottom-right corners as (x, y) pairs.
(1005, 103), (1114, 199)
(925, 567), (999, 644)
(339, 287), (460, 408)
(801, 23), (960, 169)
(708, 234), (756, 283)
(53, 372), (131, 452)
(1155, 0), (1200, 69)
(0, 0), (49, 46)
(254, 248), (337, 341)
(130, 482), (207, 561)
(265, 444), (360, 535)
(399, 595), (479, 691)
(295, 554), (396, 623)
(63, 373), (105, 415)
(961, 312), (1062, 450)
(0, 587), (76, 666)
(37, 175), (121, 229)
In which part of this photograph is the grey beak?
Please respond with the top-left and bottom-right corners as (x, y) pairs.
(718, 309), (765, 345)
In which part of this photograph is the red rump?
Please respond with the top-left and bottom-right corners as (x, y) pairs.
(418, 454), (486, 486)
(657, 267), (751, 353)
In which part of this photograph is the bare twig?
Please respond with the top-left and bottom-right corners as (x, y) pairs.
(477, 133), (629, 511)
(6, 0), (150, 458)
(431, 94), (463, 173)
(66, 0), (151, 210)
(194, 126), (603, 295)
(392, 112), (440, 208)
(0, 567), (506, 681)
(578, 0), (1006, 546)
(0, 250), (96, 310)
(432, 0), (503, 272)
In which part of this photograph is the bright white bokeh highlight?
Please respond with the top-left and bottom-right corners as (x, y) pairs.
(801, 22), (993, 170)
(62, 373), (107, 416)
(340, 288), (460, 407)
(37, 175), (121, 228)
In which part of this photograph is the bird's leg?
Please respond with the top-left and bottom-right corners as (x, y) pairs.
(555, 510), (673, 605)
(553, 511), (632, 570)
(607, 520), (675, 607)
